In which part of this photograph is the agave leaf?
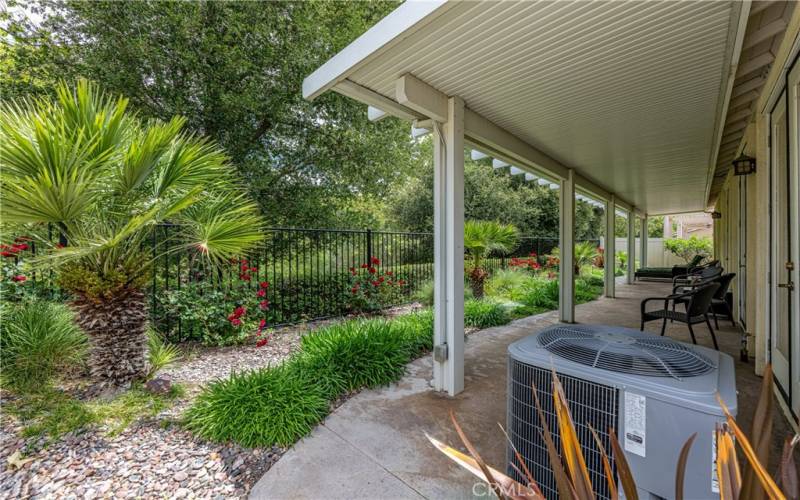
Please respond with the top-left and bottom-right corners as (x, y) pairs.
(675, 433), (697, 500)
(498, 423), (545, 497)
(530, 383), (578, 500)
(449, 410), (506, 499)
(588, 423), (618, 500)
(426, 433), (543, 500)
(777, 435), (800, 500)
(717, 425), (741, 500)
(742, 364), (775, 500)
(608, 428), (639, 500)
(552, 370), (594, 499)
(718, 395), (786, 500)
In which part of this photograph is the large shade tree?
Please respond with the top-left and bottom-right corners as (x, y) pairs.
(0, 81), (263, 388)
(2, 0), (419, 229)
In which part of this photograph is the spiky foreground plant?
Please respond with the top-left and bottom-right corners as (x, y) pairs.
(464, 220), (519, 299)
(0, 81), (262, 389)
(430, 364), (797, 500)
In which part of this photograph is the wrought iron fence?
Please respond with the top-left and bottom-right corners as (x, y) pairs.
(149, 227), (601, 339)
(13, 223), (596, 341)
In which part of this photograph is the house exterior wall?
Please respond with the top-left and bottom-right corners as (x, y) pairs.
(714, 11), (800, 379)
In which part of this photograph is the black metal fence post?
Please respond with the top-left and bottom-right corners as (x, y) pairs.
(366, 229), (373, 266)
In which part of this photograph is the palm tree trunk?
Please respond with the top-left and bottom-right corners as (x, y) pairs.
(70, 288), (148, 388)
(469, 267), (488, 299)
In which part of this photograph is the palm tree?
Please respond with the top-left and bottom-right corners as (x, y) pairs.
(0, 81), (263, 389)
(463, 220), (519, 298)
(549, 242), (599, 275)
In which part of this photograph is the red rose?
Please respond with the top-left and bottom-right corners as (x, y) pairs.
(351, 287), (358, 294)
(259, 319), (267, 329)
(385, 271), (393, 276)
(260, 281), (269, 289)
(231, 318), (242, 327)
(368, 267), (376, 274)
(259, 300), (269, 310)
(257, 289), (266, 297)
(398, 279), (405, 285)
(234, 306), (246, 316)
(360, 263), (369, 269)
(241, 263), (249, 270)
(12, 244), (28, 251)
(371, 257), (380, 265)
(249, 267), (257, 272)
(349, 267), (355, 273)
(378, 276), (384, 283)
(256, 338), (268, 348)
(371, 280), (380, 286)
(240, 273), (251, 281)
(1, 251), (13, 258)
(11, 275), (26, 282)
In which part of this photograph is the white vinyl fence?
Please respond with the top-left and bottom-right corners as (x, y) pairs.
(599, 237), (686, 268)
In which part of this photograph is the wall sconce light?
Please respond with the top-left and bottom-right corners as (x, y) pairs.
(711, 211), (722, 219)
(732, 153), (756, 176)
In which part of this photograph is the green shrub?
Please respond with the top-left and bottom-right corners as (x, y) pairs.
(484, 269), (533, 298)
(184, 364), (330, 447)
(516, 278), (560, 310)
(298, 319), (412, 398)
(575, 278), (603, 304)
(0, 302), (88, 392)
(664, 236), (713, 263)
(413, 280), (472, 307)
(464, 300), (511, 328)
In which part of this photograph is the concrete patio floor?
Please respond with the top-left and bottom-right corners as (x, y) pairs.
(250, 281), (793, 499)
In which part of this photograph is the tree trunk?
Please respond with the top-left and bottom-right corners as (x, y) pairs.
(70, 288), (148, 389)
(469, 267), (488, 299)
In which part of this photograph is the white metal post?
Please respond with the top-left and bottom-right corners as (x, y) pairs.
(432, 120), (446, 392)
(432, 97), (465, 396)
(604, 196), (616, 298)
(627, 213), (636, 284)
(559, 170), (575, 323)
(640, 216), (648, 269)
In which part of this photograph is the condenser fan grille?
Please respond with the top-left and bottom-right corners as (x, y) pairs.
(537, 326), (715, 379)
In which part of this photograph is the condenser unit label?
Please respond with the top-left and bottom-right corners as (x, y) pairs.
(624, 392), (646, 457)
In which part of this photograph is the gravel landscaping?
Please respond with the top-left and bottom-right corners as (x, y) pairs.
(0, 305), (425, 499)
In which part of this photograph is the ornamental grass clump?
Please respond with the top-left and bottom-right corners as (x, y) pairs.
(464, 300), (511, 329)
(0, 301), (88, 392)
(186, 314), (436, 447)
(184, 363), (329, 448)
(392, 309), (434, 355)
(298, 319), (412, 399)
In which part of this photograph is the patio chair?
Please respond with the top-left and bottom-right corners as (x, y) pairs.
(640, 282), (720, 349)
(672, 260), (722, 288)
(671, 273), (736, 330)
(634, 254), (704, 281)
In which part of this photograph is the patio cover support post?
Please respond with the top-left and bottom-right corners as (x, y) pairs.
(627, 214), (636, 284)
(432, 96), (465, 396)
(640, 216), (648, 268)
(559, 170), (575, 323)
(605, 196), (616, 298)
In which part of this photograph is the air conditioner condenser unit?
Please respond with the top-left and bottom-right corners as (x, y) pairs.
(507, 324), (737, 500)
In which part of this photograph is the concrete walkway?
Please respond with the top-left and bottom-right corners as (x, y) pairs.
(250, 281), (791, 499)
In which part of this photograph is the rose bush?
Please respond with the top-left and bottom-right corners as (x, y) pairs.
(347, 257), (406, 313)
